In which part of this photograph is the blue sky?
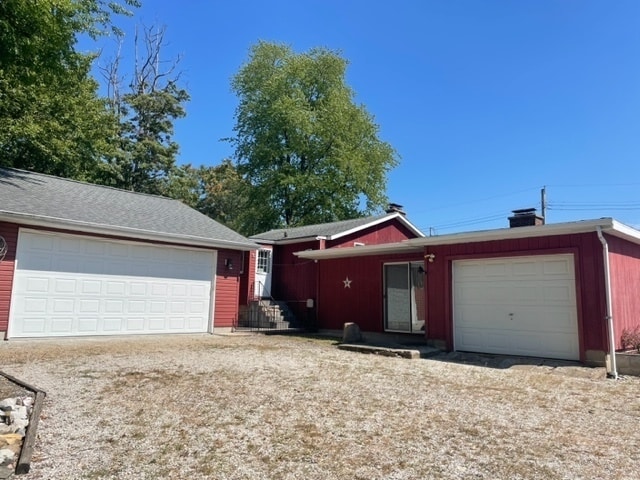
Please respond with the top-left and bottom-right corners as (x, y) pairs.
(85, 1), (640, 234)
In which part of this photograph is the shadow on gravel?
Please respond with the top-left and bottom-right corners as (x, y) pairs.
(263, 332), (607, 379)
(423, 351), (606, 379)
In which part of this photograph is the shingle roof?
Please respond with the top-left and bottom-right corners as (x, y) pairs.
(0, 168), (257, 250)
(250, 213), (423, 242)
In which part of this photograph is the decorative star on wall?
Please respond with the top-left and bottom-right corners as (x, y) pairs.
(343, 277), (352, 288)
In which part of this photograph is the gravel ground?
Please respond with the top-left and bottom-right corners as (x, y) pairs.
(0, 333), (639, 480)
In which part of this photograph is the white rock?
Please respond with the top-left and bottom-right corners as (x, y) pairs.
(0, 399), (16, 409)
(0, 448), (15, 464)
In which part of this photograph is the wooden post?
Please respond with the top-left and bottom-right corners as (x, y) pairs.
(0, 371), (47, 475)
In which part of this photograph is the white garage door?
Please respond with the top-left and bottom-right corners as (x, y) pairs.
(9, 230), (216, 338)
(453, 254), (579, 360)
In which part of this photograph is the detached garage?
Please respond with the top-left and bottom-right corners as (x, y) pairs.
(0, 168), (257, 339)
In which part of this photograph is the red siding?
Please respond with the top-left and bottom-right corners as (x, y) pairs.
(0, 223), (18, 334)
(272, 240), (320, 319)
(328, 220), (418, 248)
(252, 218), (421, 320)
(608, 234), (640, 348)
(213, 249), (242, 329)
(424, 232), (608, 359)
(238, 250), (255, 306)
(316, 253), (423, 332)
(313, 231), (611, 361)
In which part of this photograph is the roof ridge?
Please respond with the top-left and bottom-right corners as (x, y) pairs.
(1, 167), (181, 204)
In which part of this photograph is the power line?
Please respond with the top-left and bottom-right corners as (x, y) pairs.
(549, 201), (640, 208)
(547, 182), (640, 188)
(549, 206), (640, 212)
(421, 212), (507, 233)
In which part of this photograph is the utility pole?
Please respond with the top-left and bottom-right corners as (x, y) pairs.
(541, 186), (547, 222)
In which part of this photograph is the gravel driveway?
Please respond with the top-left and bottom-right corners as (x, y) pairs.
(0, 334), (639, 480)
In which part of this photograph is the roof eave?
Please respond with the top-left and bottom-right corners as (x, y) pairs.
(326, 213), (425, 240)
(404, 218), (620, 247)
(250, 235), (325, 245)
(294, 218), (640, 260)
(608, 219), (640, 245)
(0, 212), (259, 251)
(294, 241), (422, 260)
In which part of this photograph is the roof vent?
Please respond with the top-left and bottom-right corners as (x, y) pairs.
(386, 203), (406, 216)
(508, 208), (545, 228)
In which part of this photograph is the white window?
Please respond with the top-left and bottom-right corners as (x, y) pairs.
(257, 249), (271, 274)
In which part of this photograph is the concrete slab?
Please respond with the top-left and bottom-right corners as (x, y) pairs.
(338, 343), (441, 359)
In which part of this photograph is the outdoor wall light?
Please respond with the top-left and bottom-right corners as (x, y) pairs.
(425, 253), (435, 263)
(225, 258), (233, 270)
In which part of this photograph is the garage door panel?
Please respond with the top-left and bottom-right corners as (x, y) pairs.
(148, 317), (166, 330)
(26, 277), (49, 293)
(542, 258), (573, 275)
(460, 283), (573, 305)
(454, 254), (579, 360)
(22, 297), (46, 314)
(105, 300), (124, 313)
(106, 281), (126, 295)
(53, 298), (74, 313)
(103, 318), (123, 331)
(51, 318), (73, 333)
(512, 261), (538, 276)
(457, 326), (578, 358)
(9, 231), (214, 338)
(130, 282), (146, 295)
(126, 318), (144, 331)
(78, 318), (98, 332)
(169, 317), (185, 329)
(189, 301), (206, 314)
(81, 280), (101, 294)
(129, 300), (146, 313)
(79, 299), (99, 313)
(21, 318), (46, 334)
(20, 253), (51, 272)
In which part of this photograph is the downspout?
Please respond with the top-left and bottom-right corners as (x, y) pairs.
(596, 226), (618, 379)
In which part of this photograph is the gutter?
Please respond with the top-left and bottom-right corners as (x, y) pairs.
(596, 226), (618, 379)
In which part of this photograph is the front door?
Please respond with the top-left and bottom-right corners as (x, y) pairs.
(254, 248), (273, 298)
(384, 263), (426, 333)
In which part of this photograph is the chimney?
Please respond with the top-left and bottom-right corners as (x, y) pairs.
(508, 208), (544, 228)
(386, 203), (406, 216)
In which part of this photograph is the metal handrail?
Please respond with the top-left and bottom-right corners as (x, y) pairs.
(251, 280), (276, 303)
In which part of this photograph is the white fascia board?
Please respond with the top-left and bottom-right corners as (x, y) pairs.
(250, 239), (276, 245)
(294, 241), (422, 260)
(251, 235), (325, 246)
(0, 212), (259, 251)
(327, 213), (425, 240)
(608, 219), (640, 245)
(403, 218), (619, 247)
(391, 215), (426, 238)
(294, 218), (640, 260)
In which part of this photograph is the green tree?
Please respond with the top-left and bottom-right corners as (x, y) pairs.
(196, 160), (252, 232)
(0, 0), (139, 179)
(100, 24), (189, 194)
(229, 41), (398, 235)
(159, 164), (201, 209)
